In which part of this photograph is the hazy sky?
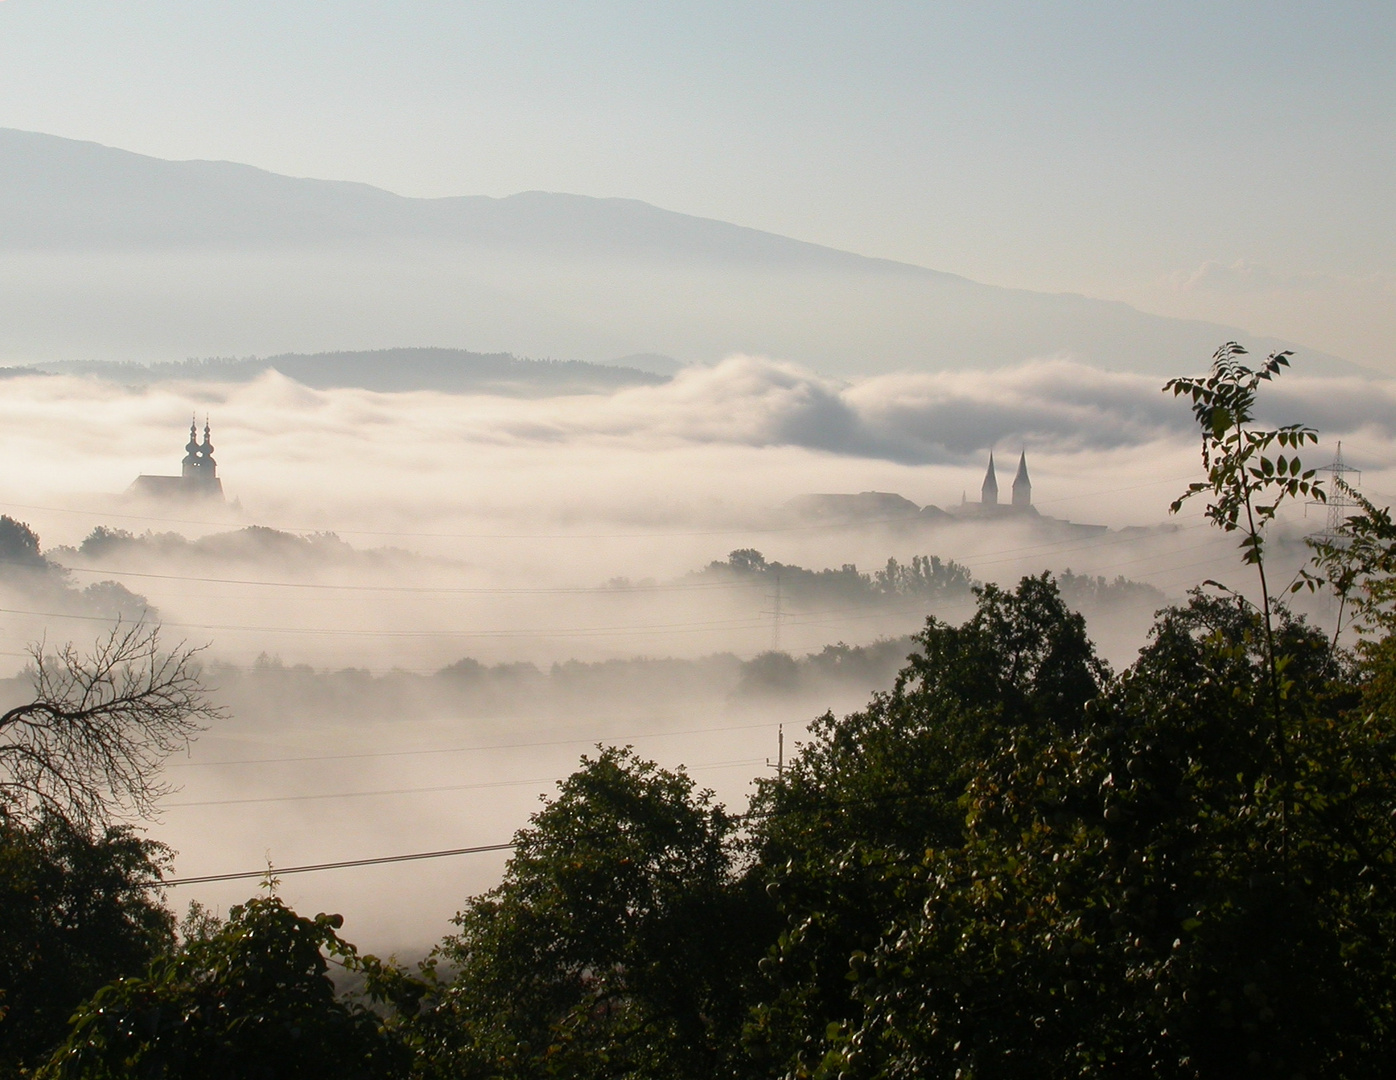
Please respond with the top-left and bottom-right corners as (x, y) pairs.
(0, 2), (1391, 368)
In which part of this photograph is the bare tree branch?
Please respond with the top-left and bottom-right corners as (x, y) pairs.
(0, 620), (222, 828)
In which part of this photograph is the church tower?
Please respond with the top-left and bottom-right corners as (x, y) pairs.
(135, 415), (224, 501)
(181, 417), (202, 479)
(981, 452), (999, 506)
(198, 419), (218, 486)
(1012, 451), (1031, 508)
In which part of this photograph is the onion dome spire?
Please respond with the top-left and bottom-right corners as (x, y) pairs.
(182, 415), (200, 466)
(199, 417), (217, 476)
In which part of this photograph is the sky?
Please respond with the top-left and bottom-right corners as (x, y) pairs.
(0, 1), (1391, 369)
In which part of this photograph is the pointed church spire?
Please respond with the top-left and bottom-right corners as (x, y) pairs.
(981, 452), (999, 506)
(1012, 451), (1031, 507)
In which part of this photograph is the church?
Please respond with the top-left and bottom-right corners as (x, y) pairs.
(954, 451), (1036, 517)
(127, 418), (225, 502)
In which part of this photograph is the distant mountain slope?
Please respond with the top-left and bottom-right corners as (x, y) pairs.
(0, 127), (960, 270)
(0, 128), (1356, 377)
(40, 348), (666, 395)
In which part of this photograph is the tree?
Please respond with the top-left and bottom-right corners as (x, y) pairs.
(745, 574), (1107, 1076)
(0, 516), (44, 567)
(829, 590), (1396, 1079)
(1164, 343), (1322, 863)
(0, 815), (173, 1078)
(0, 622), (220, 828)
(419, 747), (757, 1080)
(39, 894), (407, 1080)
(732, 349), (1394, 1078)
(1305, 481), (1396, 645)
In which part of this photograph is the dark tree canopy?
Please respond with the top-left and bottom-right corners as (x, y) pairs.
(0, 815), (173, 1078)
(745, 574), (1110, 1075)
(0, 516), (43, 567)
(419, 747), (760, 1080)
(39, 895), (406, 1080)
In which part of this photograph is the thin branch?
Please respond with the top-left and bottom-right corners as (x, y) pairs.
(0, 620), (222, 829)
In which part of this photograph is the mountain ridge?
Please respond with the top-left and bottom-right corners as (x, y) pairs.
(0, 127), (1358, 377)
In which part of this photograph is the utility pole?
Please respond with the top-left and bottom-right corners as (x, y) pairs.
(763, 572), (784, 653)
(765, 724), (784, 781)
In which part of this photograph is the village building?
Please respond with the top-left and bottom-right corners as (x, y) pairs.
(127, 418), (225, 502)
(954, 451), (1037, 518)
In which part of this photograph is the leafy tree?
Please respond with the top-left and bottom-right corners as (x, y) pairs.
(1305, 481), (1396, 644)
(1165, 343), (1322, 863)
(826, 589), (1396, 1079)
(706, 549), (976, 610)
(39, 894), (407, 1080)
(728, 348), (1394, 1078)
(1165, 343), (1322, 595)
(745, 574), (1107, 1076)
(0, 516), (44, 567)
(0, 815), (173, 1077)
(872, 555), (975, 600)
(419, 747), (758, 1080)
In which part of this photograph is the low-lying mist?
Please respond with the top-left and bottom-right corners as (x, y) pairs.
(0, 353), (1386, 950)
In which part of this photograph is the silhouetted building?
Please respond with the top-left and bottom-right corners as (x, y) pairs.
(1012, 451), (1031, 507)
(956, 451), (1037, 519)
(788, 449), (1105, 537)
(128, 418), (225, 502)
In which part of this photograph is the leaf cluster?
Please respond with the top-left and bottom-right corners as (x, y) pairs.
(417, 746), (759, 1080)
(0, 815), (173, 1077)
(1165, 342), (1321, 568)
(39, 895), (407, 1080)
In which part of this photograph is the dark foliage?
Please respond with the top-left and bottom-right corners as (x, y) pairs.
(0, 517), (44, 568)
(417, 747), (763, 1080)
(705, 549), (977, 609)
(744, 574), (1109, 1075)
(39, 895), (407, 1080)
(0, 816), (173, 1078)
(23, 349), (1396, 1077)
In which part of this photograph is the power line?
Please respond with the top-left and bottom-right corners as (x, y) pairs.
(762, 572), (783, 651)
(164, 757), (765, 809)
(60, 565), (749, 596)
(0, 499), (962, 540)
(0, 471), (1201, 544)
(170, 719), (783, 769)
(150, 784), (1025, 889)
(0, 604), (777, 640)
(154, 842), (516, 887)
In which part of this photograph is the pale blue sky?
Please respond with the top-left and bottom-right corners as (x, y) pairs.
(1, 1), (1391, 366)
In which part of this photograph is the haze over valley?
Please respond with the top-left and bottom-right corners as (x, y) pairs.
(0, 347), (1389, 946)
